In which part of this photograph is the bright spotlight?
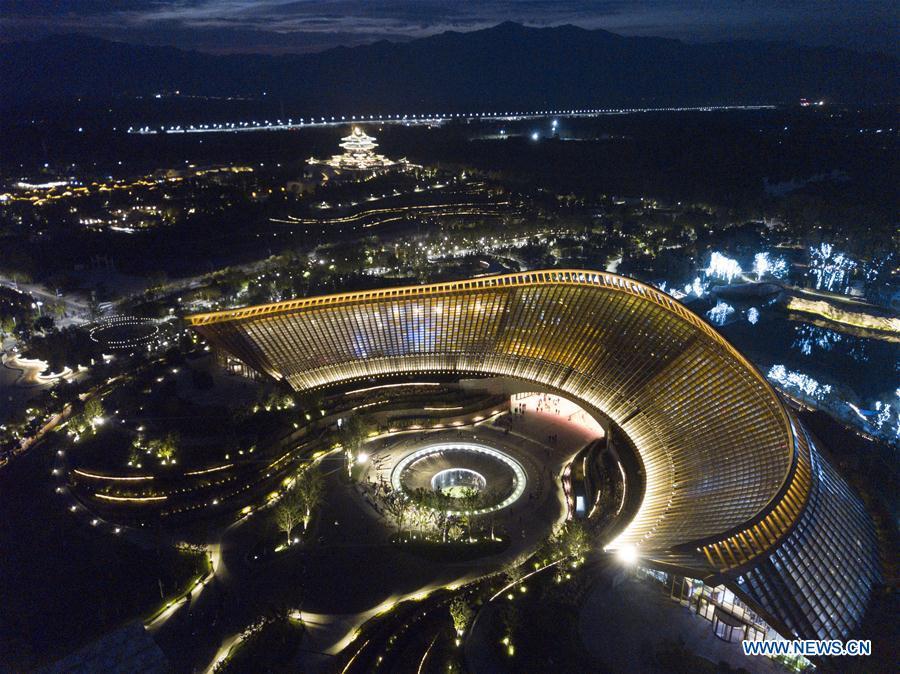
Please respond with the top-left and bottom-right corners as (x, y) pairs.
(616, 544), (638, 565)
(530, 132), (540, 141)
(357, 452), (369, 464)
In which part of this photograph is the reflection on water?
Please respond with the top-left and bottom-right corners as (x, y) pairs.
(703, 299), (898, 447)
(793, 324), (850, 357)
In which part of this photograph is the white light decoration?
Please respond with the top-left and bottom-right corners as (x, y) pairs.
(808, 243), (857, 293)
(847, 396), (900, 442)
(747, 307), (760, 324)
(707, 301), (735, 326)
(89, 316), (161, 351)
(767, 364), (832, 401)
(683, 277), (705, 297)
(705, 252), (742, 283)
(753, 252), (788, 280)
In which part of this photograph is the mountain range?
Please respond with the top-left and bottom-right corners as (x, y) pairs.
(1, 22), (896, 111)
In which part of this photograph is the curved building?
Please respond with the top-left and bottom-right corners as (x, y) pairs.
(187, 269), (880, 643)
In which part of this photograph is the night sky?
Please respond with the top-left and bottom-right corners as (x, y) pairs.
(0, 0), (897, 56)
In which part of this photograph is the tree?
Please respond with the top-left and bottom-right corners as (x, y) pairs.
(67, 396), (104, 438)
(299, 390), (324, 419)
(294, 468), (324, 532)
(382, 492), (409, 538)
(338, 415), (370, 477)
(48, 301), (66, 319)
(559, 521), (589, 560)
(7, 270), (31, 287)
(88, 297), (102, 322)
(0, 316), (16, 337)
(83, 397), (104, 423)
(500, 599), (519, 655)
(504, 564), (525, 587)
(449, 596), (475, 636)
(147, 271), (169, 298)
(274, 487), (305, 546)
(157, 432), (179, 464)
(128, 438), (144, 468)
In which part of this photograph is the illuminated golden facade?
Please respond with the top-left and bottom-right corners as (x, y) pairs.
(188, 270), (879, 641)
(307, 126), (409, 172)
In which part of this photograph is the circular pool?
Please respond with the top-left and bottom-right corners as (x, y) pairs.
(391, 442), (527, 514)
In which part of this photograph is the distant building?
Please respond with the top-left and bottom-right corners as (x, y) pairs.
(307, 127), (416, 178)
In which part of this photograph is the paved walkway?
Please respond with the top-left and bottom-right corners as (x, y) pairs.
(151, 410), (599, 672)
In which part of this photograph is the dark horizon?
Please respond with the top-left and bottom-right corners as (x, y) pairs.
(3, 21), (895, 110)
(1, 1), (898, 57)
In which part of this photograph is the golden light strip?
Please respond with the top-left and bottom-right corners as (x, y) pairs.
(184, 463), (234, 476)
(94, 493), (167, 502)
(74, 469), (154, 481)
(344, 382), (443, 395)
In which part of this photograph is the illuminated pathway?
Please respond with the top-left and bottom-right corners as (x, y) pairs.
(151, 412), (595, 672)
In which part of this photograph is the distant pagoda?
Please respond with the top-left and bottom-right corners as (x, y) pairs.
(308, 127), (410, 173)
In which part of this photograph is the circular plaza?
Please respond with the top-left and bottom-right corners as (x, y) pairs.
(391, 442), (527, 514)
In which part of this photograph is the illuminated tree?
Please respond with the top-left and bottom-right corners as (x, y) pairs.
(0, 316), (16, 337)
(338, 415), (370, 477)
(156, 432), (178, 464)
(295, 468), (324, 532)
(559, 521), (589, 560)
(128, 437), (144, 467)
(83, 397), (104, 422)
(449, 596), (475, 636)
(48, 301), (66, 319)
(500, 600), (519, 656)
(274, 487), (305, 546)
(382, 492), (409, 538)
(88, 297), (102, 322)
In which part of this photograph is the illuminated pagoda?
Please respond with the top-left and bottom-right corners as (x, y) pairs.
(308, 126), (411, 174)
